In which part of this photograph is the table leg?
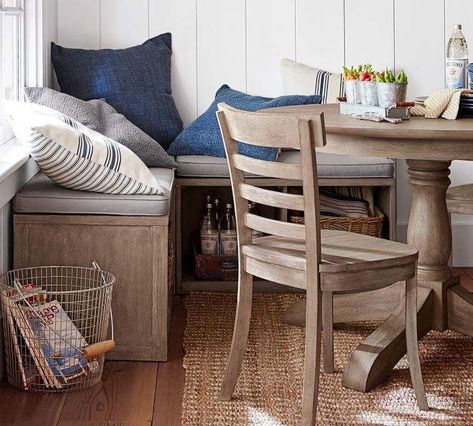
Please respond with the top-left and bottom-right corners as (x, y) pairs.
(406, 159), (455, 331)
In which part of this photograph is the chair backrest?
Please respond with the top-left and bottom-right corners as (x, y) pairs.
(216, 103), (327, 275)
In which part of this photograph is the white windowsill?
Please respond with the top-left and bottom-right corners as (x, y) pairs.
(0, 138), (39, 209)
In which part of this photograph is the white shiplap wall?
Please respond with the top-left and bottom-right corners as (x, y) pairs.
(56, 0), (473, 264)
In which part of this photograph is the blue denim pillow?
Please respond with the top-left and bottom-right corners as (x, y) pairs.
(168, 85), (321, 161)
(51, 33), (182, 149)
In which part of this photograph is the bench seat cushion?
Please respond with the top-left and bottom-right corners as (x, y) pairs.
(176, 152), (394, 179)
(14, 168), (174, 216)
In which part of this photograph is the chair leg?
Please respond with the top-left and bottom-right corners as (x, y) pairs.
(405, 275), (429, 411)
(322, 291), (334, 373)
(301, 282), (322, 425)
(220, 269), (254, 401)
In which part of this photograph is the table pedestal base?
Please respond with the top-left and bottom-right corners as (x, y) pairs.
(342, 287), (432, 392)
(282, 284), (433, 392)
(448, 283), (473, 337)
(283, 282), (405, 326)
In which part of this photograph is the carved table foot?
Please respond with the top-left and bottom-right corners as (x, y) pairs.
(342, 287), (432, 392)
(448, 283), (473, 337)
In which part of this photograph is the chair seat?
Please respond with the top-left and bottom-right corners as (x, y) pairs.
(242, 230), (418, 292)
(176, 152), (394, 178)
(447, 184), (473, 214)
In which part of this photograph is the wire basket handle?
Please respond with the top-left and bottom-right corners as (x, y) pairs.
(92, 261), (114, 342)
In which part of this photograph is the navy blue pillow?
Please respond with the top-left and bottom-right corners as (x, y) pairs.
(168, 85), (321, 161)
(51, 33), (182, 149)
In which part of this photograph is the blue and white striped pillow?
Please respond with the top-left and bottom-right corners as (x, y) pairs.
(8, 102), (165, 195)
(281, 58), (345, 104)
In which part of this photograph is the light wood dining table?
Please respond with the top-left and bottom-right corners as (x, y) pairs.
(265, 103), (473, 392)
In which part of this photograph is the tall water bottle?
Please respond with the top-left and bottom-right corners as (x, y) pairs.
(446, 24), (469, 89)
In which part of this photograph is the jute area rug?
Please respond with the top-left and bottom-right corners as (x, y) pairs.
(182, 292), (473, 425)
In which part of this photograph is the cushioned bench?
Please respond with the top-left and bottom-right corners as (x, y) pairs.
(13, 168), (175, 361)
(15, 168), (174, 216)
(176, 153), (394, 179)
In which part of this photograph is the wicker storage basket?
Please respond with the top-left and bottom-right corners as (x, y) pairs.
(290, 207), (384, 237)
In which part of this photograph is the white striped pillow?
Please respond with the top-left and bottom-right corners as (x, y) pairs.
(281, 58), (344, 104)
(8, 102), (165, 195)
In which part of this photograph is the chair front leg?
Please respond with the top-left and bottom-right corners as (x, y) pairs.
(220, 268), (254, 401)
(322, 291), (334, 373)
(405, 273), (429, 411)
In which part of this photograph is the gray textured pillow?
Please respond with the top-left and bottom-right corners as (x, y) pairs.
(24, 87), (177, 169)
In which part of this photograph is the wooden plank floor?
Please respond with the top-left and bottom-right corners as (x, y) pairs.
(0, 269), (472, 425)
(0, 296), (186, 426)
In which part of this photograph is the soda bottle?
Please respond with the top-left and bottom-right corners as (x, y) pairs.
(446, 24), (469, 89)
(200, 202), (218, 254)
(220, 203), (237, 255)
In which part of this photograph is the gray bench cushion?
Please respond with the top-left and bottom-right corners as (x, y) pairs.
(14, 168), (174, 216)
(176, 152), (394, 178)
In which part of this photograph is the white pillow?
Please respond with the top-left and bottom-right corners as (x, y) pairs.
(281, 58), (344, 104)
(7, 102), (165, 195)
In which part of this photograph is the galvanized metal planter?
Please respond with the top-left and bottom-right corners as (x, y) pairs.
(359, 81), (379, 106)
(345, 80), (361, 104)
(377, 82), (407, 108)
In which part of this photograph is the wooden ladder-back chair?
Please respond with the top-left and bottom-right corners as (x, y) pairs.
(216, 103), (428, 424)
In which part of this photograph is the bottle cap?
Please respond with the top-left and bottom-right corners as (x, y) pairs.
(225, 203), (232, 209)
(214, 198), (220, 204)
(206, 203), (213, 208)
(454, 24), (462, 30)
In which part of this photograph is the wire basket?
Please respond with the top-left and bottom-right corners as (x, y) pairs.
(0, 265), (114, 392)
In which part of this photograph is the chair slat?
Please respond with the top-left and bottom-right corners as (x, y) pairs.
(218, 103), (302, 149)
(245, 213), (305, 240)
(240, 183), (304, 211)
(232, 154), (303, 180)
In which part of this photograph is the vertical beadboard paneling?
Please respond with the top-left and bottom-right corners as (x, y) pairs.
(58, 0), (99, 49)
(100, 0), (148, 49)
(345, 0), (394, 69)
(149, 0), (197, 125)
(396, 0), (444, 99)
(197, 0), (246, 114)
(247, 0), (296, 97)
(296, 0), (344, 71)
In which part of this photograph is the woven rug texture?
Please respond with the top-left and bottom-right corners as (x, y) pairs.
(182, 292), (473, 425)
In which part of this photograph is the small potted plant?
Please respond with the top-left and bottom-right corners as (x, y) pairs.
(343, 65), (362, 104)
(376, 68), (408, 108)
(358, 64), (378, 106)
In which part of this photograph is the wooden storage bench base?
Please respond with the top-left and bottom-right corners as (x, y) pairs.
(14, 214), (172, 361)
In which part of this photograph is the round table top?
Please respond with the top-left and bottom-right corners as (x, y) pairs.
(266, 104), (473, 161)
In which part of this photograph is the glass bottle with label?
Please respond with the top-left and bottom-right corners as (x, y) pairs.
(446, 24), (469, 89)
(220, 203), (237, 255)
(201, 203), (218, 254)
(214, 198), (222, 253)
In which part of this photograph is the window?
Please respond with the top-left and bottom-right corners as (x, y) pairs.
(0, 0), (24, 145)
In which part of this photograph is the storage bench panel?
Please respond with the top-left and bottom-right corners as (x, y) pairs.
(13, 214), (170, 361)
